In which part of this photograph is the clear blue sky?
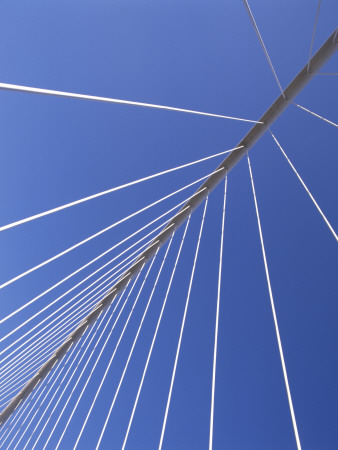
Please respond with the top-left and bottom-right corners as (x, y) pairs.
(0, 1), (337, 449)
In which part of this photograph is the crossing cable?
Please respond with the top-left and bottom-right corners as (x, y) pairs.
(9, 346), (78, 450)
(53, 283), (137, 450)
(0, 214), (173, 347)
(0, 220), (180, 389)
(7, 350), (68, 450)
(0, 171), (214, 290)
(0, 380), (32, 443)
(242, 0), (285, 98)
(0, 377), (45, 447)
(0, 270), (127, 383)
(269, 131), (337, 241)
(0, 146), (243, 233)
(96, 234), (174, 449)
(122, 216), (191, 450)
(247, 153), (302, 450)
(0, 250), (153, 402)
(159, 197), (208, 450)
(0, 193), (189, 327)
(55, 262), (150, 448)
(73, 253), (157, 450)
(26, 308), (109, 450)
(34, 284), (132, 449)
(0, 82), (262, 124)
(0, 285), (115, 407)
(51, 274), (135, 448)
(209, 176), (227, 450)
(307, 0), (322, 72)
(293, 103), (338, 128)
(1, 29), (336, 426)
(0, 242), (154, 380)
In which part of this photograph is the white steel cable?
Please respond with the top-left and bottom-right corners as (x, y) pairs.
(242, 0), (285, 98)
(21, 322), (96, 450)
(0, 378), (44, 447)
(0, 254), (147, 398)
(0, 171), (213, 290)
(0, 297), (105, 400)
(122, 218), (191, 450)
(96, 235), (174, 449)
(31, 287), (129, 450)
(0, 145), (243, 233)
(31, 294), (127, 449)
(0, 391), (27, 445)
(0, 215), (167, 347)
(0, 194), (187, 326)
(26, 309), (108, 450)
(0, 223), (175, 387)
(270, 131), (338, 241)
(0, 289), (107, 382)
(293, 103), (338, 128)
(159, 197), (208, 450)
(0, 271), (123, 385)
(7, 353), (65, 450)
(0, 250), (147, 381)
(307, 0), (322, 72)
(247, 153), (302, 450)
(209, 176), (227, 450)
(73, 254), (158, 450)
(52, 269), (145, 449)
(0, 82), (262, 124)
(53, 295), (128, 449)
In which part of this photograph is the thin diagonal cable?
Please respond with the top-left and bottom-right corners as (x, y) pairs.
(0, 271), (122, 385)
(307, 0), (322, 72)
(122, 217), (191, 450)
(0, 378), (44, 447)
(0, 289), (106, 383)
(0, 171), (212, 290)
(26, 308), (108, 450)
(242, 0), (285, 97)
(23, 320), (97, 450)
(0, 205), (192, 361)
(270, 131), (338, 241)
(0, 194), (187, 326)
(0, 391), (27, 445)
(53, 291), (130, 449)
(159, 197), (208, 450)
(0, 214), (169, 347)
(0, 223), (173, 386)
(0, 288), (113, 404)
(293, 103), (338, 128)
(209, 176), (227, 450)
(0, 146), (243, 233)
(14, 337), (86, 450)
(73, 253), (158, 450)
(0, 82), (262, 124)
(32, 286), (132, 450)
(7, 353), (65, 450)
(247, 153), (302, 450)
(0, 248), (148, 381)
(0, 251), (146, 397)
(2, 207), (191, 361)
(96, 235), (174, 449)
(54, 266), (148, 450)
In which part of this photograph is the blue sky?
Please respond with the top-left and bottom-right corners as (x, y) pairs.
(0, 1), (337, 449)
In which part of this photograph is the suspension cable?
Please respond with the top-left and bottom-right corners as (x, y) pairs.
(247, 153), (302, 450)
(159, 197), (208, 450)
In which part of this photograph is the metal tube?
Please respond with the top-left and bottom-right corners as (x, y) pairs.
(1, 27), (336, 426)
